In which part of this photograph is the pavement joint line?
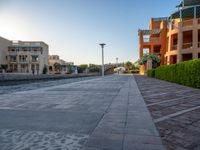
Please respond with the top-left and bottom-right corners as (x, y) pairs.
(84, 79), (124, 137)
(143, 89), (195, 98)
(154, 105), (200, 123)
(147, 94), (200, 107)
(143, 92), (169, 97)
(122, 77), (131, 150)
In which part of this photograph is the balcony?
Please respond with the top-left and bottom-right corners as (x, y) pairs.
(143, 37), (160, 43)
(198, 19), (200, 24)
(198, 42), (200, 48)
(31, 59), (39, 63)
(171, 45), (177, 51)
(171, 22), (178, 30)
(150, 37), (160, 42)
(182, 20), (193, 27)
(182, 42), (193, 49)
(8, 51), (17, 56)
(31, 51), (41, 55)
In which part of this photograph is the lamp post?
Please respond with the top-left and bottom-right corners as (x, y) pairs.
(99, 43), (106, 77)
(116, 57), (119, 74)
(116, 57), (119, 67)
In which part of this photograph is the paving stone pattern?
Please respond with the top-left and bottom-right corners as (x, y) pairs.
(0, 75), (165, 150)
(134, 75), (200, 150)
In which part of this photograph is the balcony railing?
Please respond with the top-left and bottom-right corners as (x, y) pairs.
(171, 23), (178, 30)
(182, 42), (193, 49)
(9, 59), (17, 62)
(19, 60), (28, 63)
(143, 37), (160, 43)
(198, 19), (200, 24)
(182, 20), (193, 27)
(8, 51), (17, 55)
(171, 45), (177, 50)
(198, 42), (200, 48)
(31, 59), (39, 63)
(150, 37), (160, 42)
(143, 38), (150, 43)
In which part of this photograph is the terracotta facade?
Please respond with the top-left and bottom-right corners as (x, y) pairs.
(138, 0), (200, 74)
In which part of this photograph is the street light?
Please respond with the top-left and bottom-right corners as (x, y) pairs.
(116, 57), (119, 67)
(99, 43), (106, 77)
(116, 57), (119, 74)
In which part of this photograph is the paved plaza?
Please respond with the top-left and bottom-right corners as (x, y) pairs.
(0, 75), (165, 150)
(134, 75), (200, 150)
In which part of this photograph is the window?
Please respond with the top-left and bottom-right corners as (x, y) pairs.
(182, 53), (193, 61)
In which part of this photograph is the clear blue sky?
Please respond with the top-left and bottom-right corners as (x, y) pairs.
(0, 0), (179, 65)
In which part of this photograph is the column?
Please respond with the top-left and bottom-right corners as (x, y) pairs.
(193, 20), (198, 59)
(177, 27), (182, 63)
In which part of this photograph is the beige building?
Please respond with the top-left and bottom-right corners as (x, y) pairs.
(0, 36), (49, 74)
(48, 55), (74, 74)
(0, 37), (12, 65)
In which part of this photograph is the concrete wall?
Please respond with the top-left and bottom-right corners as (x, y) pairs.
(0, 73), (99, 82)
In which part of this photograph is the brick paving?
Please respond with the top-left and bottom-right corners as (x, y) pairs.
(0, 75), (165, 150)
(134, 75), (200, 150)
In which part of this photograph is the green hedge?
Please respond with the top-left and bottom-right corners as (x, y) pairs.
(147, 69), (155, 77)
(147, 59), (200, 88)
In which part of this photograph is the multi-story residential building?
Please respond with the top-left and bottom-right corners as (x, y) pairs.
(138, 0), (200, 74)
(0, 36), (49, 74)
(0, 37), (12, 65)
(48, 55), (74, 74)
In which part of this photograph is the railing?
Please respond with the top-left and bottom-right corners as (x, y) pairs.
(150, 37), (160, 43)
(170, 19), (193, 30)
(9, 59), (17, 63)
(182, 20), (193, 27)
(31, 59), (39, 63)
(19, 60), (28, 63)
(171, 45), (177, 50)
(182, 42), (193, 49)
(198, 42), (200, 48)
(171, 23), (178, 30)
(31, 51), (40, 55)
(143, 38), (150, 43)
(8, 51), (17, 55)
(143, 37), (160, 43)
(198, 19), (200, 24)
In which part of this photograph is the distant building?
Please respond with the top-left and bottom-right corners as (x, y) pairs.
(0, 37), (12, 65)
(48, 55), (74, 74)
(138, 0), (200, 74)
(0, 36), (49, 74)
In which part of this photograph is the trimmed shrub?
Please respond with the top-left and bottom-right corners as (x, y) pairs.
(131, 70), (139, 74)
(153, 59), (200, 88)
(147, 69), (155, 78)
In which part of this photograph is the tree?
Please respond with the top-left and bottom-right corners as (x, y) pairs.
(66, 64), (73, 74)
(78, 64), (88, 73)
(0, 64), (8, 72)
(124, 61), (133, 71)
(88, 64), (100, 73)
(49, 66), (53, 72)
(43, 65), (48, 74)
(139, 53), (160, 68)
(54, 62), (61, 72)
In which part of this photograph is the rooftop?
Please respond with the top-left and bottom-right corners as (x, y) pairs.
(177, 0), (200, 8)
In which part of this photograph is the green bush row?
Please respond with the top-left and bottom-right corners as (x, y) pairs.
(147, 69), (155, 77)
(147, 59), (200, 88)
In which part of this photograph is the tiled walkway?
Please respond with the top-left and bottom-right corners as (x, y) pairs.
(0, 75), (165, 150)
(134, 75), (200, 150)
